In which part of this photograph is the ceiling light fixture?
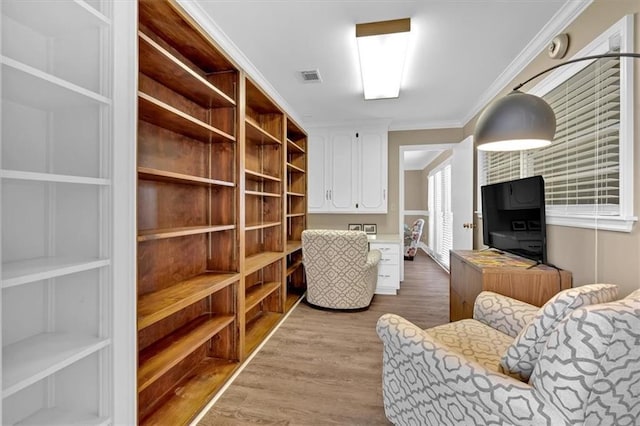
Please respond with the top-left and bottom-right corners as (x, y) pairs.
(356, 18), (410, 100)
(475, 52), (640, 151)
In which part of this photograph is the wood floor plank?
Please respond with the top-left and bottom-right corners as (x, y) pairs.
(197, 251), (449, 425)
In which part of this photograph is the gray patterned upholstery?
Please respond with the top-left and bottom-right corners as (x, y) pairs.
(425, 319), (513, 371)
(502, 284), (619, 380)
(376, 284), (635, 425)
(302, 229), (380, 310)
(531, 289), (640, 425)
(474, 291), (539, 337)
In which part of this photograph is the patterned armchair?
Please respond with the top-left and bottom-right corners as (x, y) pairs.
(302, 230), (381, 310)
(376, 284), (639, 425)
(403, 218), (424, 260)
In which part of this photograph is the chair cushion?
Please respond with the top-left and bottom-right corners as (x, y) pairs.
(426, 319), (513, 372)
(500, 283), (619, 380)
(530, 289), (640, 424)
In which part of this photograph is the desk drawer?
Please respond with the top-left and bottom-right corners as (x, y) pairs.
(377, 264), (399, 287)
(371, 243), (399, 255)
(379, 254), (398, 265)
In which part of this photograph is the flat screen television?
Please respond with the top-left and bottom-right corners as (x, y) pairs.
(481, 175), (547, 264)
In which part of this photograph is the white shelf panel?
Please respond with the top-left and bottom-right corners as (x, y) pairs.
(16, 408), (109, 426)
(0, 170), (110, 186)
(2, 257), (110, 289)
(2, 333), (110, 398)
(1, 57), (110, 109)
(2, 0), (110, 37)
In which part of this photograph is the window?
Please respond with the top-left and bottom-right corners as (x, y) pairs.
(428, 161), (452, 268)
(478, 16), (635, 232)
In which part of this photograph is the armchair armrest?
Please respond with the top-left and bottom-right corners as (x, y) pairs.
(473, 291), (539, 337)
(377, 314), (567, 426)
(366, 249), (381, 267)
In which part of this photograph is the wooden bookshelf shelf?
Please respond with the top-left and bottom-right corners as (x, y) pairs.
(245, 190), (281, 198)
(139, 357), (238, 426)
(245, 118), (282, 145)
(138, 167), (235, 187)
(287, 191), (305, 197)
(245, 169), (281, 182)
(244, 312), (281, 356)
(245, 221), (282, 231)
(286, 240), (302, 254)
(287, 163), (305, 174)
(138, 314), (235, 391)
(138, 92), (235, 144)
(286, 213), (306, 219)
(137, 225), (235, 242)
(137, 272), (239, 330)
(138, 31), (235, 109)
(245, 281), (281, 313)
(287, 138), (305, 153)
(287, 259), (303, 276)
(245, 252), (283, 275)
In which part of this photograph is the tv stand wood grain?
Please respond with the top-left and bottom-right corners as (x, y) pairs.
(449, 249), (572, 322)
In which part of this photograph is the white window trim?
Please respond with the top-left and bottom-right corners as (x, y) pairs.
(477, 15), (636, 233)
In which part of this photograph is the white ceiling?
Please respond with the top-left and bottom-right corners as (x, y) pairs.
(184, 0), (586, 130)
(404, 149), (442, 171)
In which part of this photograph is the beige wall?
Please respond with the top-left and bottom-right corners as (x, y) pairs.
(463, 1), (640, 296)
(308, 128), (463, 234)
(404, 170), (426, 210)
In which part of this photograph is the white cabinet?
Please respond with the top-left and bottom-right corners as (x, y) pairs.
(308, 126), (387, 213)
(369, 235), (402, 295)
(1, 1), (137, 424)
(328, 131), (357, 211)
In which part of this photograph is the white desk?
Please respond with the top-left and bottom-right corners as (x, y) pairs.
(368, 234), (403, 295)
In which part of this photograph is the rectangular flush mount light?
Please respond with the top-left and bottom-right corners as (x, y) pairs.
(356, 18), (410, 100)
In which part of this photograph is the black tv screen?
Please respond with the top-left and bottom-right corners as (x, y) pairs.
(481, 175), (547, 264)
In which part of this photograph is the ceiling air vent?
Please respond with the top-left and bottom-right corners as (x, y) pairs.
(299, 69), (322, 83)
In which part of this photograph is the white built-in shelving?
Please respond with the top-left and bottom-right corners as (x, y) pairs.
(1, 0), (135, 424)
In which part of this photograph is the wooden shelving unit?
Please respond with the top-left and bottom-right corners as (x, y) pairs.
(137, 1), (240, 424)
(0, 0), (136, 423)
(242, 78), (286, 358)
(136, 0), (307, 422)
(285, 119), (308, 304)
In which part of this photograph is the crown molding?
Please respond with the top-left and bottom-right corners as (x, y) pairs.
(303, 118), (392, 130)
(389, 119), (463, 131)
(462, 0), (593, 127)
(175, 0), (304, 126)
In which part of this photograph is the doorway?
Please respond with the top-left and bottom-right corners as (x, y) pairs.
(399, 137), (474, 272)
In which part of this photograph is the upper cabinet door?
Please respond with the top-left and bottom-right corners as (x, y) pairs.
(307, 133), (329, 212)
(328, 131), (357, 211)
(358, 131), (388, 213)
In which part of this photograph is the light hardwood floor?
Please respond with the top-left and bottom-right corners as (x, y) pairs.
(197, 250), (450, 425)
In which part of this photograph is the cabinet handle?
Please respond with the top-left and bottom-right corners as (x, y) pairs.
(329, 189), (332, 200)
(383, 189), (386, 200)
(356, 203), (359, 208)
(326, 190), (329, 200)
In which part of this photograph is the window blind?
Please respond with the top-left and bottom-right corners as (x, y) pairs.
(441, 165), (453, 268)
(526, 58), (620, 214)
(481, 56), (621, 216)
(429, 164), (453, 268)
